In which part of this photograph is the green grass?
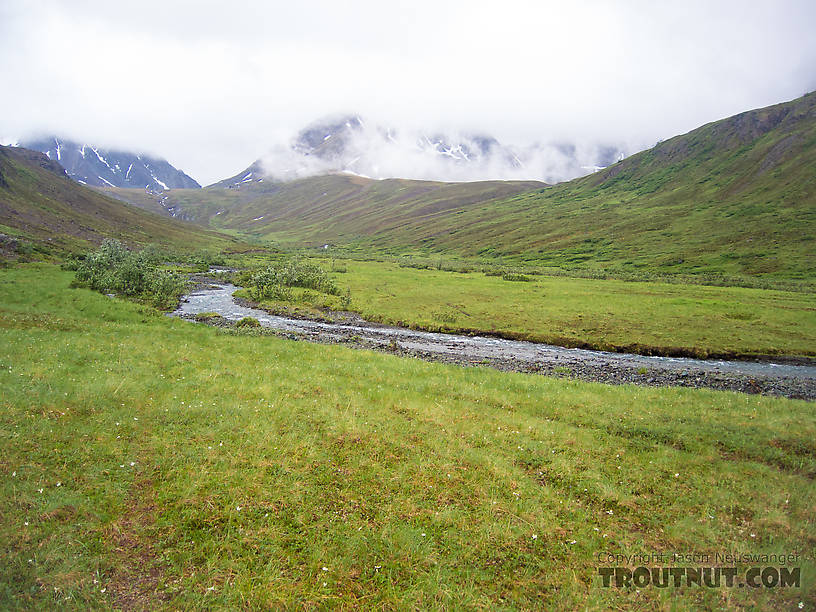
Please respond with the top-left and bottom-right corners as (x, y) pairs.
(241, 258), (816, 359)
(1, 264), (814, 609)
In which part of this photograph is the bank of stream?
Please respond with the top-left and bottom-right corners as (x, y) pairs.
(171, 280), (816, 401)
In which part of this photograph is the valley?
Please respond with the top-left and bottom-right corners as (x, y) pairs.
(1, 90), (815, 609)
(175, 275), (816, 399)
(107, 92), (816, 281)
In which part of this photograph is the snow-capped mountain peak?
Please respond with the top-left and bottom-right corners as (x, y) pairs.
(20, 137), (200, 190)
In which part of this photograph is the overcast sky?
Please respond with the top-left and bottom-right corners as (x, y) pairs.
(1, 0), (814, 184)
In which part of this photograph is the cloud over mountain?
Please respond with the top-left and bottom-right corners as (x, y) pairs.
(249, 115), (626, 184)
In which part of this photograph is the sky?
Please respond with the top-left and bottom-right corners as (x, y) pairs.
(1, 0), (814, 185)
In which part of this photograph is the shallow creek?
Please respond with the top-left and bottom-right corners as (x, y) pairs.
(172, 282), (816, 400)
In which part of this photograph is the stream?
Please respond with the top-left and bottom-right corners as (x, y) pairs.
(172, 282), (816, 400)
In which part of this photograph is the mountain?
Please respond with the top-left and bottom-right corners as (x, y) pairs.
(0, 145), (233, 258)
(213, 114), (626, 186)
(20, 137), (200, 191)
(108, 92), (816, 280)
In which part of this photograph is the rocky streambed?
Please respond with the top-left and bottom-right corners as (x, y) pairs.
(172, 281), (816, 401)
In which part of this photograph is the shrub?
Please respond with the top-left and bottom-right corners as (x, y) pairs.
(249, 258), (340, 301)
(330, 259), (348, 273)
(236, 317), (261, 328)
(146, 269), (187, 309)
(73, 240), (188, 309)
(502, 272), (532, 282)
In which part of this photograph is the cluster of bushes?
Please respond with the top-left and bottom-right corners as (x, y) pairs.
(500, 272), (532, 282)
(188, 251), (226, 272)
(393, 255), (814, 293)
(70, 240), (187, 309)
(0, 233), (35, 258)
(397, 257), (545, 278)
(248, 258), (340, 301)
(139, 245), (226, 272)
(236, 316), (261, 328)
(398, 258), (477, 274)
(483, 268), (535, 281)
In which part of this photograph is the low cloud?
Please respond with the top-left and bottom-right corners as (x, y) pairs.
(259, 119), (627, 184)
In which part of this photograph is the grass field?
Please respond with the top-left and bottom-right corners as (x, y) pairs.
(236, 258), (816, 359)
(1, 264), (814, 609)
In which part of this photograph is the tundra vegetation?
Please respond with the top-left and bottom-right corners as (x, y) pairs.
(1, 92), (815, 609)
(231, 256), (816, 360)
(0, 265), (814, 609)
(68, 240), (188, 310)
(247, 258), (340, 302)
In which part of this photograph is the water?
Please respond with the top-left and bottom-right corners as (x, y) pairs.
(172, 283), (816, 384)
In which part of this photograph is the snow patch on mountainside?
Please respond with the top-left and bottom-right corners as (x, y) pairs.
(20, 136), (201, 190)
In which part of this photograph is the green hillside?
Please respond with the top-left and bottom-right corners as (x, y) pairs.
(112, 93), (815, 280)
(436, 91), (816, 278)
(104, 175), (545, 240)
(0, 146), (238, 258)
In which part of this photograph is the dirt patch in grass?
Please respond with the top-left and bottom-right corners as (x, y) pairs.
(104, 478), (171, 611)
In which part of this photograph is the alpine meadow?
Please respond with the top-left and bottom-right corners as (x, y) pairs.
(1, 3), (815, 610)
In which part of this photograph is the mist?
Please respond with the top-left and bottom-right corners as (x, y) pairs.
(1, 0), (814, 185)
(256, 118), (628, 184)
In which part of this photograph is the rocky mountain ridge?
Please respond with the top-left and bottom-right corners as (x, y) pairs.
(20, 137), (200, 191)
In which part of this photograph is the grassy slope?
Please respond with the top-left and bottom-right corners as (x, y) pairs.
(429, 92), (816, 278)
(241, 259), (816, 358)
(0, 146), (238, 256)
(104, 175), (545, 239)
(112, 93), (816, 280)
(1, 265), (814, 609)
